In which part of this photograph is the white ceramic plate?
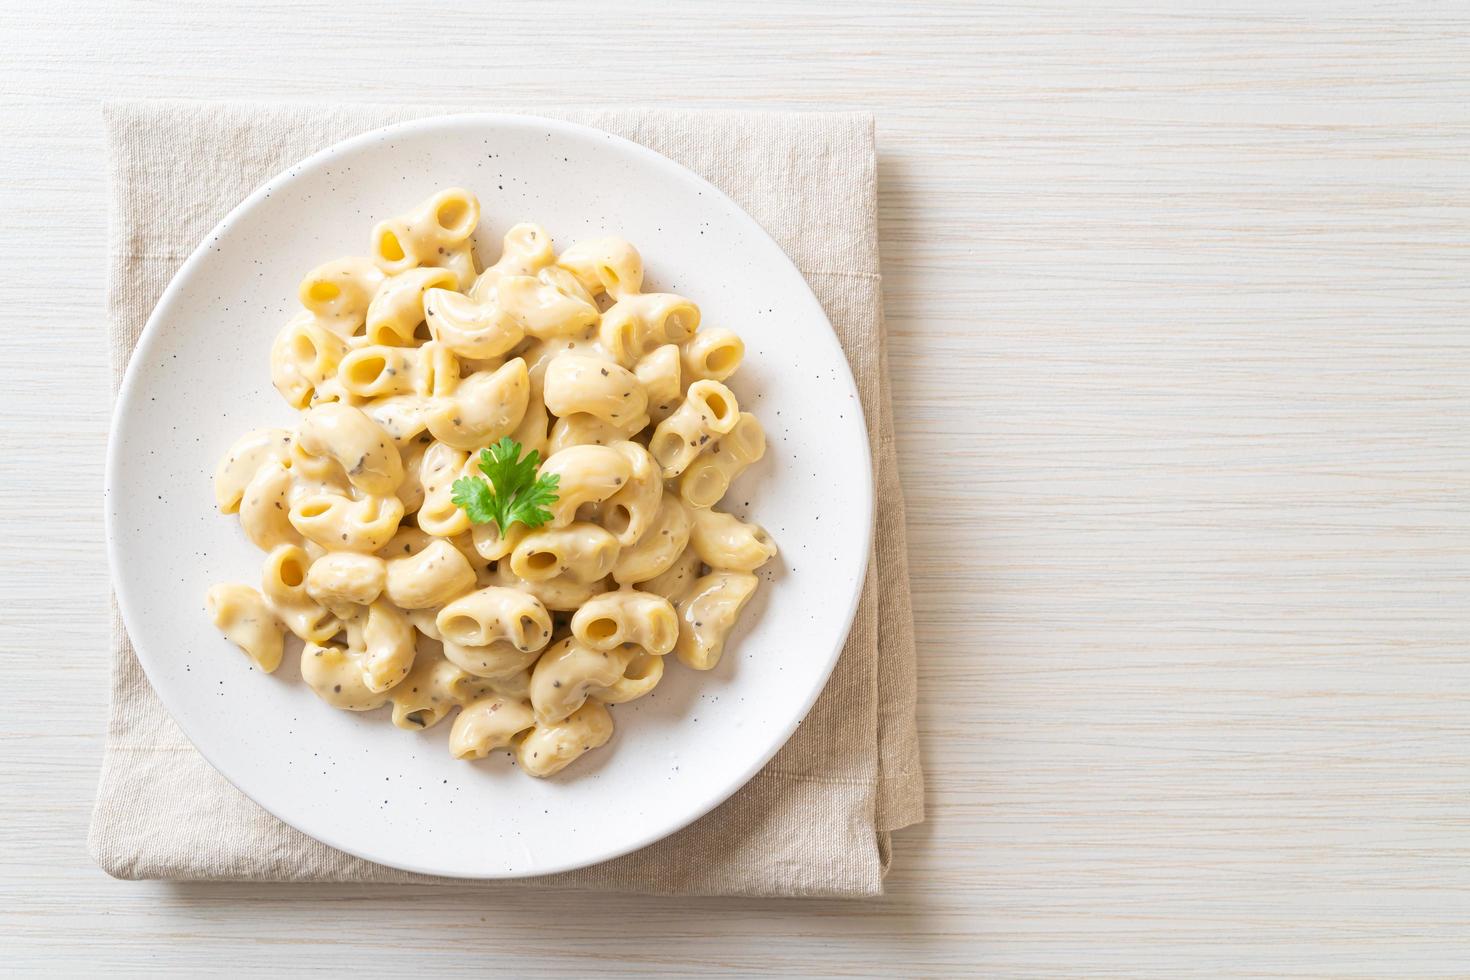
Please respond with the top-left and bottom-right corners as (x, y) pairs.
(107, 114), (873, 878)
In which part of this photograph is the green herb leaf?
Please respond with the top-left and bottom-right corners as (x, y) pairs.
(450, 437), (560, 534)
(449, 473), (499, 526)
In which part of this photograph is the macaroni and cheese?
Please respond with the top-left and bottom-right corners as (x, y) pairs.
(207, 188), (776, 777)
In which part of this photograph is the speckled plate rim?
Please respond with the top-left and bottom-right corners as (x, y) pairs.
(105, 112), (874, 878)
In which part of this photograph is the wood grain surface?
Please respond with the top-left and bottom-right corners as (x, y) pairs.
(2, 1), (1468, 975)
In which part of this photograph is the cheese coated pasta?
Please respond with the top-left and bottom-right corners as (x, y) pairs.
(688, 508), (778, 573)
(270, 313), (347, 409)
(497, 269), (599, 338)
(384, 539), (476, 609)
(298, 257), (384, 336)
(208, 187), (776, 776)
(214, 428), (290, 514)
(260, 544), (338, 643)
(674, 571), (760, 671)
(449, 695), (536, 760)
(648, 380), (740, 478)
(679, 412), (765, 510)
(516, 700), (615, 777)
(571, 590), (679, 656)
(206, 584), (286, 672)
(543, 353), (648, 426)
(365, 266), (461, 345)
(296, 403), (404, 496)
(305, 552), (385, 617)
(425, 358), (530, 451)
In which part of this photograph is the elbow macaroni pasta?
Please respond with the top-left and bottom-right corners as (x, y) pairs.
(543, 353), (648, 426)
(679, 412), (765, 509)
(206, 584), (285, 672)
(571, 590), (679, 656)
(688, 508), (778, 573)
(298, 257), (384, 337)
(674, 571), (761, 671)
(424, 358), (530, 451)
(648, 380), (740, 478)
(208, 188), (777, 776)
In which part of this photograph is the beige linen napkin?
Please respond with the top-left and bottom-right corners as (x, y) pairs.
(89, 101), (922, 898)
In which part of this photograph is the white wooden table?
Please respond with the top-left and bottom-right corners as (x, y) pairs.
(4, 2), (1468, 974)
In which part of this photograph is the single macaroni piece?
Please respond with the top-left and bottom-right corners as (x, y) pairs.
(470, 223), (556, 299)
(556, 238), (643, 298)
(289, 492), (405, 553)
(206, 584), (286, 672)
(424, 287), (524, 358)
(425, 358), (530, 451)
(295, 403), (404, 496)
(415, 441), (472, 537)
(209, 189), (775, 775)
(298, 257), (385, 337)
(688, 508), (778, 572)
(648, 380), (740, 478)
(260, 544), (338, 643)
(305, 551), (386, 618)
(635, 546), (702, 603)
(449, 695), (536, 760)
(681, 327), (745, 383)
(271, 313), (348, 408)
(542, 353), (648, 426)
(239, 457), (302, 551)
(336, 341), (456, 399)
(674, 572), (760, 671)
(538, 444), (632, 527)
(510, 522), (619, 583)
(442, 637), (541, 680)
(371, 187), (480, 275)
(384, 538), (476, 609)
(301, 641), (389, 711)
(516, 701), (615, 777)
(594, 651), (664, 706)
(357, 600), (417, 692)
(635, 345), (682, 423)
(388, 644), (474, 729)
(394, 437), (429, 515)
(365, 266), (460, 346)
(497, 269), (599, 338)
(528, 636), (632, 725)
(437, 586), (553, 652)
(571, 589), (678, 656)
(546, 413), (638, 455)
(612, 495), (692, 585)
(363, 397), (434, 448)
(600, 441), (662, 547)
(599, 293), (700, 366)
(214, 428), (291, 514)
(679, 412), (766, 509)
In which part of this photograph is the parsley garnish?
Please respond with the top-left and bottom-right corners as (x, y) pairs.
(450, 437), (560, 534)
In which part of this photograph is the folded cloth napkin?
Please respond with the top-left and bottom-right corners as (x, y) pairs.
(89, 101), (922, 898)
